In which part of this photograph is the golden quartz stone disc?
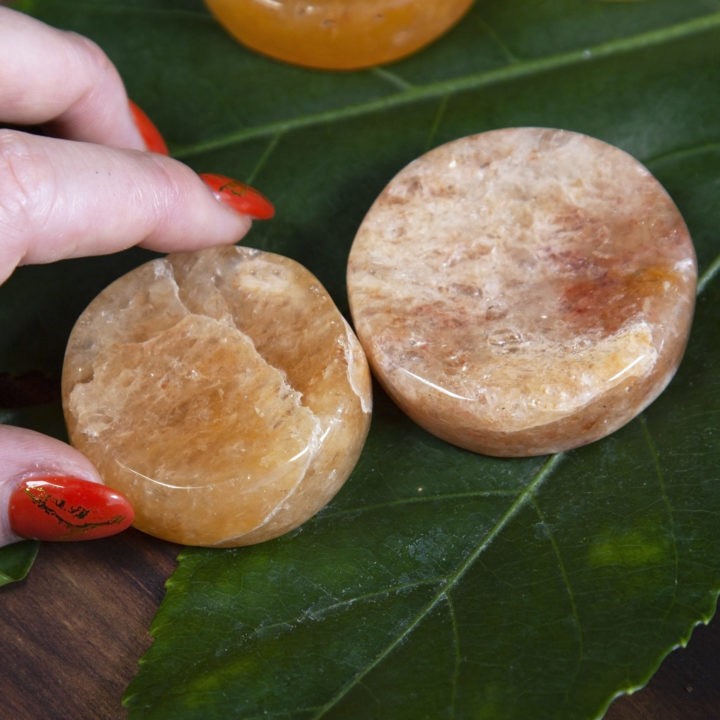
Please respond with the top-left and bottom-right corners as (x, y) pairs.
(347, 128), (697, 457)
(62, 246), (372, 546)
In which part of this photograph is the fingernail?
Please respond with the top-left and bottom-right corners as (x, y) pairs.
(200, 173), (275, 220)
(129, 100), (169, 155)
(9, 476), (134, 542)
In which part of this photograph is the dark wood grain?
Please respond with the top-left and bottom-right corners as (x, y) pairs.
(1, 533), (718, 720)
(0, 531), (178, 720)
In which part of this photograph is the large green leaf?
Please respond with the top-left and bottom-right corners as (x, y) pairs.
(6, 0), (720, 717)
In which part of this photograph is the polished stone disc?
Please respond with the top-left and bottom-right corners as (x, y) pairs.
(347, 128), (696, 456)
(63, 246), (372, 546)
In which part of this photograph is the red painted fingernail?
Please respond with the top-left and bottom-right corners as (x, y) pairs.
(129, 100), (169, 155)
(9, 476), (134, 542)
(200, 173), (275, 220)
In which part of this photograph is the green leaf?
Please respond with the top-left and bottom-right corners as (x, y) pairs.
(9, 1), (720, 718)
(0, 541), (39, 587)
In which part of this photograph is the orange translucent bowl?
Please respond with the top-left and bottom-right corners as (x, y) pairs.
(204, 0), (474, 70)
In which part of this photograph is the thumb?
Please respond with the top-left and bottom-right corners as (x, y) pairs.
(0, 425), (133, 546)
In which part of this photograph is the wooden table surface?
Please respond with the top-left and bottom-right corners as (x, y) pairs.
(1, 530), (718, 720)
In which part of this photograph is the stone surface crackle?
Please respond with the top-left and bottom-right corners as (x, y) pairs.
(62, 246), (372, 546)
(347, 127), (696, 456)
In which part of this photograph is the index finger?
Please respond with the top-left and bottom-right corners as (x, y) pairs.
(0, 7), (145, 150)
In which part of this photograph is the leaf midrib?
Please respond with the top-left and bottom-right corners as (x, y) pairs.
(306, 453), (565, 719)
(172, 12), (720, 159)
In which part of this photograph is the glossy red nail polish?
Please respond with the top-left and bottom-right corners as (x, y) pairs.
(9, 476), (134, 542)
(200, 173), (275, 220)
(129, 100), (169, 155)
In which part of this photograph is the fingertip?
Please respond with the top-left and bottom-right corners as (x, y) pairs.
(137, 160), (258, 254)
(199, 173), (275, 220)
(9, 475), (134, 542)
(0, 426), (132, 546)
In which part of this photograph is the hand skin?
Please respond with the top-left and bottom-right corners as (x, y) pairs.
(0, 7), (255, 546)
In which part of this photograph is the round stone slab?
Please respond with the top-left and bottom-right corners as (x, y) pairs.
(62, 246), (372, 546)
(347, 128), (696, 457)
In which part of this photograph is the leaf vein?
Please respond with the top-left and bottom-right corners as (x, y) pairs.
(697, 252), (720, 295)
(472, 12), (522, 64)
(445, 592), (461, 719)
(245, 131), (284, 185)
(531, 498), (585, 698)
(173, 13), (720, 159)
(425, 95), (450, 151)
(639, 415), (680, 618)
(645, 139), (720, 167)
(369, 66), (414, 91)
(310, 453), (565, 718)
(320, 488), (518, 520)
(253, 578), (444, 635)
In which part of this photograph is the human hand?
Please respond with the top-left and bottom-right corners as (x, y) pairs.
(0, 7), (274, 547)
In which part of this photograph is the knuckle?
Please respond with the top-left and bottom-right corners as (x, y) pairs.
(0, 130), (55, 267)
(66, 32), (116, 82)
(61, 32), (129, 142)
(134, 155), (220, 250)
(144, 154), (189, 218)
